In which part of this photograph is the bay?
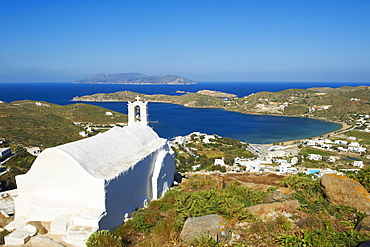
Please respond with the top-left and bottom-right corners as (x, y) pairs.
(0, 81), (363, 144)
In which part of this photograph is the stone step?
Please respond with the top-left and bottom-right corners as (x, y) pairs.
(4, 224), (37, 245)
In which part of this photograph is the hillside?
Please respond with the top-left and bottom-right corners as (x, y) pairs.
(73, 73), (196, 84)
(0, 101), (128, 147)
(72, 91), (225, 108)
(72, 86), (370, 122)
(87, 172), (370, 246)
(232, 86), (370, 121)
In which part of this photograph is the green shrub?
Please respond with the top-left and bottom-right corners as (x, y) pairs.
(349, 166), (370, 191)
(276, 228), (369, 247)
(174, 182), (266, 221)
(190, 233), (223, 247)
(86, 230), (123, 247)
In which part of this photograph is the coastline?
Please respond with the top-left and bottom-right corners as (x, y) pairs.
(71, 98), (349, 145)
(275, 121), (351, 146)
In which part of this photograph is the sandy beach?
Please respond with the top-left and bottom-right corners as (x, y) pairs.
(276, 121), (352, 146)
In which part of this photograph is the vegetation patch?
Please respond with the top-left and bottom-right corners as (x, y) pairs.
(89, 173), (370, 246)
(0, 100), (127, 147)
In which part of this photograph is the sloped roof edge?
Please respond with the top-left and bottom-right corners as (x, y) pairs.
(54, 123), (165, 179)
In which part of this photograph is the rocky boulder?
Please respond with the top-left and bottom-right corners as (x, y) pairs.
(180, 214), (232, 243)
(359, 240), (370, 247)
(25, 236), (66, 247)
(263, 187), (294, 203)
(355, 215), (370, 233)
(320, 174), (370, 212)
(247, 200), (300, 219)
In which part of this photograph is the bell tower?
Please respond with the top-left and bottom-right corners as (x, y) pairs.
(127, 95), (148, 126)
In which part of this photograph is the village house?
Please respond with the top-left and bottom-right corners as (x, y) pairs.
(276, 160), (290, 173)
(338, 147), (349, 152)
(304, 140), (317, 146)
(307, 154), (322, 161)
(25, 147), (41, 156)
(328, 156), (341, 163)
(234, 157), (264, 172)
(0, 147), (11, 159)
(214, 157), (226, 167)
(334, 140), (348, 145)
(278, 163), (298, 174)
(290, 157), (299, 165)
(6, 97), (175, 246)
(352, 161), (364, 168)
(349, 142), (361, 148)
(348, 146), (367, 153)
(172, 132), (216, 145)
(79, 130), (88, 137)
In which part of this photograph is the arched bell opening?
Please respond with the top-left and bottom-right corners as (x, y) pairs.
(135, 105), (141, 122)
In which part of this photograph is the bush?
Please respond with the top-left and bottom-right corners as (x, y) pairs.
(174, 182), (266, 222)
(276, 228), (369, 247)
(86, 230), (123, 247)
(190, 234), (223, 247)
(349, 166), (370, 191)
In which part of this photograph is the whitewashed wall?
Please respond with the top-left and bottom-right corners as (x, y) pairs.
(99, 145), (175, 230)
(15, 148), (105, 222)
(13, 123), (175, 245)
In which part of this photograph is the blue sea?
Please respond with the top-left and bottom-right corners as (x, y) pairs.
(1, 81), (367, 144)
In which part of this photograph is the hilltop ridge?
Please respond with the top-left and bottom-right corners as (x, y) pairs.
(71, 85), (370, 122)
(73, 73), (196, 85)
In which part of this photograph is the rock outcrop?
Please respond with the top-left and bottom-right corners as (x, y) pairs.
(25, 236), (66, 247)
(356, 215), (370, 233)
(196, 90), (237, 98)
(247, 200), (300, 219)
(262, 187), (294, 203)
(320, 174), (370, 212)
(180, 214), (232, 243)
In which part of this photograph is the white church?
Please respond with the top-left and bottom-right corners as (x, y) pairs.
(6, 96), (175, 246)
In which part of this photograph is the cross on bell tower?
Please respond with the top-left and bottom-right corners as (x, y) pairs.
(127, 95), (148, 126)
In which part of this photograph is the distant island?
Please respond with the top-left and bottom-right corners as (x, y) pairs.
(73, 73), (196, 85)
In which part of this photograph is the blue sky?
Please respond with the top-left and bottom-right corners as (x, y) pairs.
(0, 0), (370, 83)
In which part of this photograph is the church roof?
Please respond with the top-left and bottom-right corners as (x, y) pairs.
(54, 123), (166, 180)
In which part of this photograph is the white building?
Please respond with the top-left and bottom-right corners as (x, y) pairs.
(234, 157), (261, 172)
(328, 156), (340, 163)
(304, 140), (317, 146)
(79, 131), (88, 137)
(0, 147), (11, 159)
(338, 147), (349, 152)
(278, 163), (291, 173)
(334, 140), (348, 145)
(348, 146), (367, 153)
(202, 134), (216, 144)
(349, 142), (361, 148)
(25, 147), (41, 156)
(172, 136), (186, 145)
(290, 157), (298, 165)
(352, 161), (364, 168)
(214, 158), (226, 167)
(307, 154), (322, 161)
(9, 96), (175, 246)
